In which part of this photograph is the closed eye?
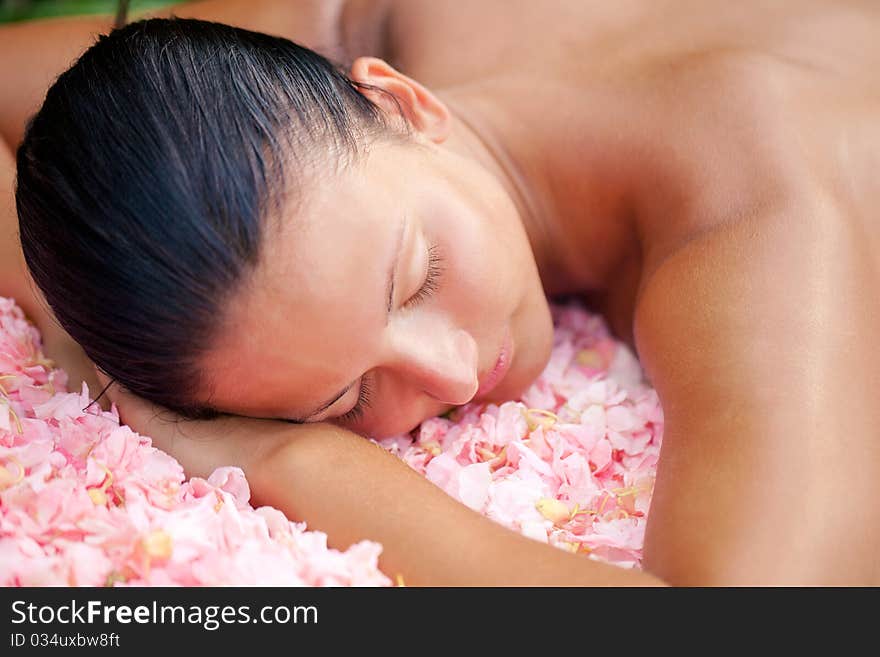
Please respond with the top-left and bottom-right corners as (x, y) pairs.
(404, 242), (445, 309)
(336, 372), (375, 424)
(333, 243), (446, 424)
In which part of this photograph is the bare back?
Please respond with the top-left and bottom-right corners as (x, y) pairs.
(383, 0), (880, 313)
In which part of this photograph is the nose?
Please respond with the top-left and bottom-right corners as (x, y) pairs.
(386, 318), (479, 405)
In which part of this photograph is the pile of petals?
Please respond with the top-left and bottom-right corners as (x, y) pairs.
(378, 302), (663, 569)
(0, 296), (389, 586)
(0, 293), (663, 586)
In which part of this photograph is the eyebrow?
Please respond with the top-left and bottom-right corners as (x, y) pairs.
(286, 215), (408, 423)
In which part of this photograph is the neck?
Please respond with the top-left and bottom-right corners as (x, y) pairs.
(437, 85), (649, 298)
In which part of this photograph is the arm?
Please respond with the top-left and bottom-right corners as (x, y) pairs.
(0, 0), (390, 148)
(2, 135), (106, 402)
(0, 14), (111, 149)
(254, 420), (664, 586)
(99, 373), (666, 586)
(0, 136), (33, 318)
(634, 203), (880, 585)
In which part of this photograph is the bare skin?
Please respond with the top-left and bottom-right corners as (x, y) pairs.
(2, 0), (879, 585)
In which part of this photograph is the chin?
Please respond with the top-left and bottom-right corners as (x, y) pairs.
(505, 299), (554, 399)
(480, 335), (552, 405)
(485, 368), (536, 405)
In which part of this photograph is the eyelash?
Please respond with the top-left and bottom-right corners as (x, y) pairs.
(338, 372), (374, 424)
(337, 243), (445, 424)
(403, 243), (445, 309)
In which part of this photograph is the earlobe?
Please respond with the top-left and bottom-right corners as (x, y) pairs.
(349, 57), (451, 143)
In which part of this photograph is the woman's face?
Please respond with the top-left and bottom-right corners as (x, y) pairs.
(199, 135), (553, 439)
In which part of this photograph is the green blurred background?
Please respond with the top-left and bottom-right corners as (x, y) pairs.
(0, 0), (178, 23)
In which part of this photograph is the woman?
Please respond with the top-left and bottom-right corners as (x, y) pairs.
(2, 0), (879, 586)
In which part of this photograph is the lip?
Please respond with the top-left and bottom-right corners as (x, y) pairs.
(476, 328), (514, 399)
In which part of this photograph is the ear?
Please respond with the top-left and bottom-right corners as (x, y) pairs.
(349, 56), (451, 143)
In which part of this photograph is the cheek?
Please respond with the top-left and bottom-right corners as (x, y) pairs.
(517, 280), (555, 382)
(457, 203), (519, 276)
(424, 176), (533, 319)
(356, 378), (447, 439)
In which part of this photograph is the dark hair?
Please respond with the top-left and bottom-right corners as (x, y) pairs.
(16, 17), (403, 419)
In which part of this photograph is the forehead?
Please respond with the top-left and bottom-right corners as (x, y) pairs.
(200, 154), (400, 416)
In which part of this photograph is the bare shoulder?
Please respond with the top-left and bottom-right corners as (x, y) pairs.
(631, 196), (880, 584)
(158, 0), (387, 62)
(383, 0), (573, 84)
(638, 37), (880, 263)
(634, 187), (878, 399)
